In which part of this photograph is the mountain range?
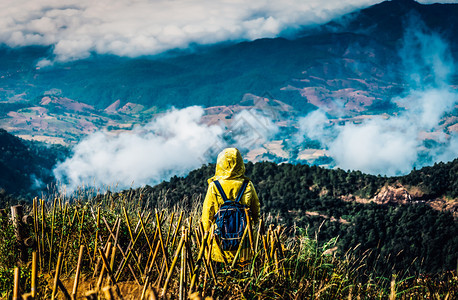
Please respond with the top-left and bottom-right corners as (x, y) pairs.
(0, 0), (457, 195)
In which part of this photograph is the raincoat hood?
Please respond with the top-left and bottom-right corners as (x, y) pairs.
(208, 148), (248, 183)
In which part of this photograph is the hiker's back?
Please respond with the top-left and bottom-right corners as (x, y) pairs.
(200, 148), (261, 263)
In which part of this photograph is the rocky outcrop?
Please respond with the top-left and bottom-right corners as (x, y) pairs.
(373, 185), (412, 205)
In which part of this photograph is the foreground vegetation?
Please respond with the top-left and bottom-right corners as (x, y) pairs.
(123, 159), (458, 275)
(0, 189), (457, 299)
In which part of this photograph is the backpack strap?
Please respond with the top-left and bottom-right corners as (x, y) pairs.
(213, 180), (228, 202)
(235, 180), (249, 203)
(213, 179), (249, 203)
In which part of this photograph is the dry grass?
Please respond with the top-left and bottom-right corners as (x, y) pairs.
(0, 189), (457, 299)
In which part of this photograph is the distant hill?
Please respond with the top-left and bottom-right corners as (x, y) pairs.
(0, 0), (456, 112)
(332, 0), (458, 48)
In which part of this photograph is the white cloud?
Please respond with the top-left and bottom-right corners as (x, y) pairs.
(0, 0), (387, 62)
(53, 106), (224, 191)
(295, 22), (458, 176)
(296, 109), (332, 144)
(53, 105), (280, 193)
(328, 116), (421, 175)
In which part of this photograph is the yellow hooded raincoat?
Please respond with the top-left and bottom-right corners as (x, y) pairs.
(201, 148), (260, 263)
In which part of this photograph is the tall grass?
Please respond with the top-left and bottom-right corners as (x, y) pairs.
(0, 188), (456, 299)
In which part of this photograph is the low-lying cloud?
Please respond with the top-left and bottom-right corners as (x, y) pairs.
(0, 0), (444, 63)
(53, 106), (279, 192)
(54, 106), (222, 191)
(296, 19), (458, 176)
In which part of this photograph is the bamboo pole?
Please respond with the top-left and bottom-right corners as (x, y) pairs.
(138, 212), (154, 255)
(93, 207), (100, 261)
(179, 229), (187, 300)
(193, 228), (202, 250)
(96, 243), (112, 290)
(48, 198), (58, 271)
(155, 212), (169, 273)
(146, 238), (162, 277)
(164, 212), (175, 246)
(110, 218), (120, 271)
(212, 233), (228, 267)
(205, 233), (216, 282)
(170, 211), (183, 250)
(161, 232), (185, 297)
(11, 205), (28, 264)
(255, 218), (263, 254)
(115, 228), (145, 282)
(51, 252), (64, 300)
(187, 216), (193, 232)
(262, 235), (271, 274)
(186, 234), (195, 278)
(58, 203), (68, 256)
(31, 251), (38, 299)
(123, 207), (134, 242)
(198, 222), (205, 241)
(273, 229), (286, 276)
(154, 260), (167, 288)
(32, 198), (41, 272)
(98, 247), (124, 300)
(117, 244), (143, 281)
(189, 231), (209, 292)
(102, 216), (141, 285)
(202, 235), (216, 293)
(13, 267), (20, 300)
(244, 208), (254, 254)
(114, 211), (153, 282)
(231, 225), (249, 269)
(144, 213), (164, 277)
(72, 245), (85, 300)
(77, 209), (85, 261)
(40, 199), (45, 270)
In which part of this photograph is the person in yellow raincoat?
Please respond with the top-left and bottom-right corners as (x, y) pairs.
(201, 147), (260, 263)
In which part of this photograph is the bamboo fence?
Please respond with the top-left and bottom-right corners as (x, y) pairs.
(7, 197), (287, 300)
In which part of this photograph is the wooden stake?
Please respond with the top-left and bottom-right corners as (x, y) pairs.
(93, 207), (100, 261)
(189, 231), (209, 292)
(96, 243), (112, 290)
(31, 252), (38, 299)
(179, 229), (187, 300)
(155, 212), (169, 273)
(170, 212), (183, 250)
(72, 245), (85, 300)
(98, 247), (124, 300)
(11, 205), (28, 264)
(255, 218), (263, 254)
(231, 226), (249, 269)
(13, 267), (20, 300)
(161, 232), (185, 297)
(51, 252), (64, 300)
(244, 208), (254, 254)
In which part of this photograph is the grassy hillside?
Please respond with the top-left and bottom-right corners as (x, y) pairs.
(0, 190), (456, 299)
(119, 159), (458, 275)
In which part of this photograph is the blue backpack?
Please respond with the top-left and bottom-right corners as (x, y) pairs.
(213, 179), (250, 251)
